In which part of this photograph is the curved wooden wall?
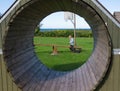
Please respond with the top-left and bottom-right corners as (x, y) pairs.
(0, 0), (120, 91)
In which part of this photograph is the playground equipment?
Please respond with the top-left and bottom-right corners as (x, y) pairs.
(0, 0), (120, 91)
(35, 43), (81, 55)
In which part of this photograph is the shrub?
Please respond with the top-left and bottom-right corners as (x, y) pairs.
(34, 29), (92, 37)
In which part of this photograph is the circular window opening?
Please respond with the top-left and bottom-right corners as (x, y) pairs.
(34, 11), (93, 71)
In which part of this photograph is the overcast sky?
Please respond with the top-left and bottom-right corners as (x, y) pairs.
(0, 0), (120, 29)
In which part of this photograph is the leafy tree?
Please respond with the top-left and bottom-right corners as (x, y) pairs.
(35, 23), (43, 34)
(0, 13), (2, 18)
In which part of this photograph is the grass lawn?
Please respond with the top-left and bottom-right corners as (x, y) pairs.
(34, 37), (93, 71)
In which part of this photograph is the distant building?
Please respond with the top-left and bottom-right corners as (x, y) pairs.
(114, 12), (120, 22)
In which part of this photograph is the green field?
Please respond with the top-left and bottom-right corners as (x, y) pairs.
(34, 37), (93, 71)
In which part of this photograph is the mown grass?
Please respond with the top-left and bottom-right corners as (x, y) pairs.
(34, 37), (93, 71)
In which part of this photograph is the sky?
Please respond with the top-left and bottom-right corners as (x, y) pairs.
(0, 0), (120, 29)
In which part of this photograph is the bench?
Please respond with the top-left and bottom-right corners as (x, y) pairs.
(35, 44), (82, 55)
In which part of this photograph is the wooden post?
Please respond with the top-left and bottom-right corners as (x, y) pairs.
(73, 13), (76, 46)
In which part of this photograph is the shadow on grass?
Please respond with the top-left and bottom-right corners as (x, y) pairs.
(53, 62), (85, 71)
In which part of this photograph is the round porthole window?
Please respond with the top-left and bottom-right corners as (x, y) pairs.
(34, 11), (93, 71)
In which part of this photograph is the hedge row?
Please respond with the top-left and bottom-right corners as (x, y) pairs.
(35, 30), (92, 37)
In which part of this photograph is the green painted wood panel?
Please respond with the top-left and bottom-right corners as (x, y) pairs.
(20, 0), (28, 6)
(0, 55), (22, 91)
(1, 56), (8, 91)
(17, 86), (22, 91)
(107, 19), (114, 42)
(112, 24), (119, 48)
(0, 20), (6, 39)
(4, 14), (12, 27)
(105, 60), (114, 91)
(13, 82), (19, 91)
(0, 55), (3, 91)
(113, 55), (119, 91)
(7, 73), (13, 91)
(118, 31), (120, 48)
(83, 0), (91, 4)
(0, 24), (3, 48)
(113, 25), (120, 48)
(118, 55), (120, 91)
(96, 55), (120, 91)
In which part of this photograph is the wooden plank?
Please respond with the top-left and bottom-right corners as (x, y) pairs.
(22, 68), (42, 91)
(92, 51), (107, 73)
(18, 88), (22, 91)
(11, 55), (35, 75)
(17, 88), (21, 91)
(86, 61), (97, 90)
(113, 25), (120, 48)
(20, 0), (27, 6)
(35, 70), (51, 91)
(24, 65), (50, 91)
(45, 71), (62, 91)
(104, 62), (114, 91)
(84, 64), (94, 90)
(67, 71), (73, 91)
(13, 82), (18, 91)
(72, 71), (77, 91)
(118, 55), (120, 91)
(112, 24), (119, 48)
(1, 57), (8, 91)
(53, 72), (62, 91)
(81, 66), (87, 91)
(13, 57), (38, 80)
(6, 48), (33, 68)
(82, 0), (91, 4)
(118, 30), (120, 48)
(53, 0), (64, 10)
(0, 24), (2, 48)
(23, 72), (41, 91)
(8, 51), (35, 70)
(113, 55), (119, 91)
(0, 20), (6, 39)
(75, 69), (81, 91)
(88, 57), (100, 81)
(61, 72), (69, 91)
(96, 55), (114, 91)
(107, 18), (113, 39)
(48, 72), (60, 91)
(60, 71), (73, 91)
(79, 68), (85, 91)
(82, 65), (91, 91)
(7, 73), (13, 91)
(0, 55), (3, 91)
(40, 71), (57, 91)
(15, 61), (42, 88)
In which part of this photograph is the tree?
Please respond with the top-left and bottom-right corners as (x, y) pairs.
(0, 13), (2, 18)
(34, 23), (43, 34)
